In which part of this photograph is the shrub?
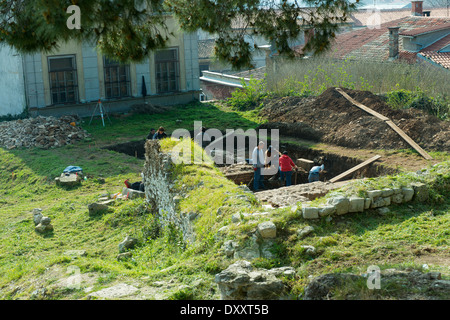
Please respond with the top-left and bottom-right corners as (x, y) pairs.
(385, 87), (449, 120)
(227, 76), (268, 111)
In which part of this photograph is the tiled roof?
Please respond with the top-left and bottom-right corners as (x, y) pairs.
(306, 16), (450, 62)
(351, 7), (450, 27)
(398, 50), (418, 63)
(231, 66), (266, 80)
(419, 51), (450, 69)
(198, 39), (216, 59)
(420, 33), (450, 52)
(400, 22), (450, 36)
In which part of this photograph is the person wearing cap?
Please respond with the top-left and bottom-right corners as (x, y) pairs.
(252, 141), (266, 191)
(152, 127), (167, 140)
(279, 151), (297, 187)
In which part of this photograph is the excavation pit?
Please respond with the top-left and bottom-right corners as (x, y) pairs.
(104, 135), (396, 195)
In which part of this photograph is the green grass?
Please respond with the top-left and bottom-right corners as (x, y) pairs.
(0, 100), (449, 300)
(84, 102), (262, 145)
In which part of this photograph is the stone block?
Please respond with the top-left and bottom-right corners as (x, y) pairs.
(302, 207), (319, 219)
(257, 221), (277, 239)
(381, 188), (394, 197)
(88, 202), (109, 216)
(364, 198), (371, 210)
(391, 193), (404, 204)
(118, 235), (138, 253)
(298, 226), (314, 239)
(348, 197), (365, 213)
(371, 197), (385, 208)
(35, 222), (53, 233)
(327, 196), (349, 215)
(56, 173), (82, 187)
(319, 206), (336, 217)
(402, 187), (415, 202)
(367, 190), (382, 199)
(411, 182), (429, 202)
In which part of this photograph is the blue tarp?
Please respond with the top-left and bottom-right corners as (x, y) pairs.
(63, 166), (83, 173)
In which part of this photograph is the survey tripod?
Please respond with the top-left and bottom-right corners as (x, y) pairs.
(89, 99), (112, 127)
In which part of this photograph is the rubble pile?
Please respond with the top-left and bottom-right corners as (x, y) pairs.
(0, 116), (90, 150)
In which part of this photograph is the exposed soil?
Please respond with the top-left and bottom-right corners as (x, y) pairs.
(260, 87), (450, 152)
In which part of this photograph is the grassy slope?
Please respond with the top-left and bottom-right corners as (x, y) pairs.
(0, 101), (449, 300)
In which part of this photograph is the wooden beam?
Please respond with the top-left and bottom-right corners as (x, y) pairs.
(385, 121), (433, 160)
(335, 88), (389, 121)
(329, 155), (382, 183)
(335, 87), (433, 160)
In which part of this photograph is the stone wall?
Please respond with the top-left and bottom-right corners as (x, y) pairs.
(142, 140), (194, 243)
(301, 182), (429, 220)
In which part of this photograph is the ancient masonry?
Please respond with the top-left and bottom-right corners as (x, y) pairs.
(301, 182), (429, 219)
(142, 140), (195, 243)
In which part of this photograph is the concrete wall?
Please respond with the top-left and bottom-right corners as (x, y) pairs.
(0, 46), (26, 116)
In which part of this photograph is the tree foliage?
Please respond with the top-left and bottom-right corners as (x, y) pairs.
(0, 0), (358, 69)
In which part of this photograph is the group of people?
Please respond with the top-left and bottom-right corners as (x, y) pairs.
(147, 127), (167, 140)
(251, 141), (324, 191)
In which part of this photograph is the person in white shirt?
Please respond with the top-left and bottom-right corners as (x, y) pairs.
(252, 141), (266, 191)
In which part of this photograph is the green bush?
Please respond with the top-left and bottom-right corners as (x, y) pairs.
(227, 76), (268, 111)
(385, 87), (449, 120)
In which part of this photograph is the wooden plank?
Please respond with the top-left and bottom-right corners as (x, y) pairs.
(329, 155), (382, 183)
(335, 88), (390, 121)
(385, 121), (433, 160)
(335, 87), (433, 160)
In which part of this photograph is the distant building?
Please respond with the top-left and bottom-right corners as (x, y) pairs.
(291, 1), (450, 71)
(0, 17), (200, 117)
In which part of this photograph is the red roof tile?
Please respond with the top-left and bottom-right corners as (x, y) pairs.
(398, 51), (418, 63)
(299, 16), (450, 62)
(419, 51), (450, 69)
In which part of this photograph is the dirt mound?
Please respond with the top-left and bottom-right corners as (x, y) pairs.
(260, 88), (450, 152)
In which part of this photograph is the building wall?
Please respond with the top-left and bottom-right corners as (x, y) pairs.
(23, 53), (45, 109)
(403, 30), (450, 51)
(0, 46), (26, 116)
(40, 40), (86, 106)
(25, 16), (200, 114)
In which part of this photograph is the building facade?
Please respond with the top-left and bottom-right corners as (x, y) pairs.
(0, 18), (200, 117)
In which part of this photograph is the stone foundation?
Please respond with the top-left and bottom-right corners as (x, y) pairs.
(142, 140), (194, 243)
(302, 182), (429, 220)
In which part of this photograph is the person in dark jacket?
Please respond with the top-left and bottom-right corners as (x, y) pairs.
(152, 127), (167, 140)
(147, 128), (155, 140)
